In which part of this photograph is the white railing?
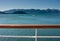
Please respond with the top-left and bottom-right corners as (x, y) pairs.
(0, 24), (60, 41)
(0, 35), (60, 38)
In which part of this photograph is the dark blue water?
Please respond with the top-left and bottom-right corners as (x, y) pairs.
(0, 14), (60, 41)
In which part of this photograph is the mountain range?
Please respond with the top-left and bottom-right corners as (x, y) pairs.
(0, 9), (60, 14)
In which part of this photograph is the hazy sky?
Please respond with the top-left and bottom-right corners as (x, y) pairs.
(0, 0), (60, 11)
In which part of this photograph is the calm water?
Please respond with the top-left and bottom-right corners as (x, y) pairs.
(0, 14), (60, 41)
(0, 14), (60, 24)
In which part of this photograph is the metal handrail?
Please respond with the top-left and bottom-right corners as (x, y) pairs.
(0, 24), (60, 41)
(0, 24), (60, 28)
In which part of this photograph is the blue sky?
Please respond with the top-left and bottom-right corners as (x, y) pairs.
(0, 0), (60, 11)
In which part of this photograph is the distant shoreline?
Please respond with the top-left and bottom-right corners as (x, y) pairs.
(0, 9), (60, 14)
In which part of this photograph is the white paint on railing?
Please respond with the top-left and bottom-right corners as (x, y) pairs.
(35, 28), (37, 41)
(0, 35), (60, 38)
(0, 35), (35, 38)
(37, 36), (60, 38)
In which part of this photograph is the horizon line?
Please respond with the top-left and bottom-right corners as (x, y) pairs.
(0, 8), (60, 11)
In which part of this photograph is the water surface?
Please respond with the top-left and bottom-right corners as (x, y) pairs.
(0, 14), (60, 41)
(0, 14), (60, 24)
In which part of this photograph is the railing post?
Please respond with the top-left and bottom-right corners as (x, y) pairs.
(35, 28), (37, 41)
